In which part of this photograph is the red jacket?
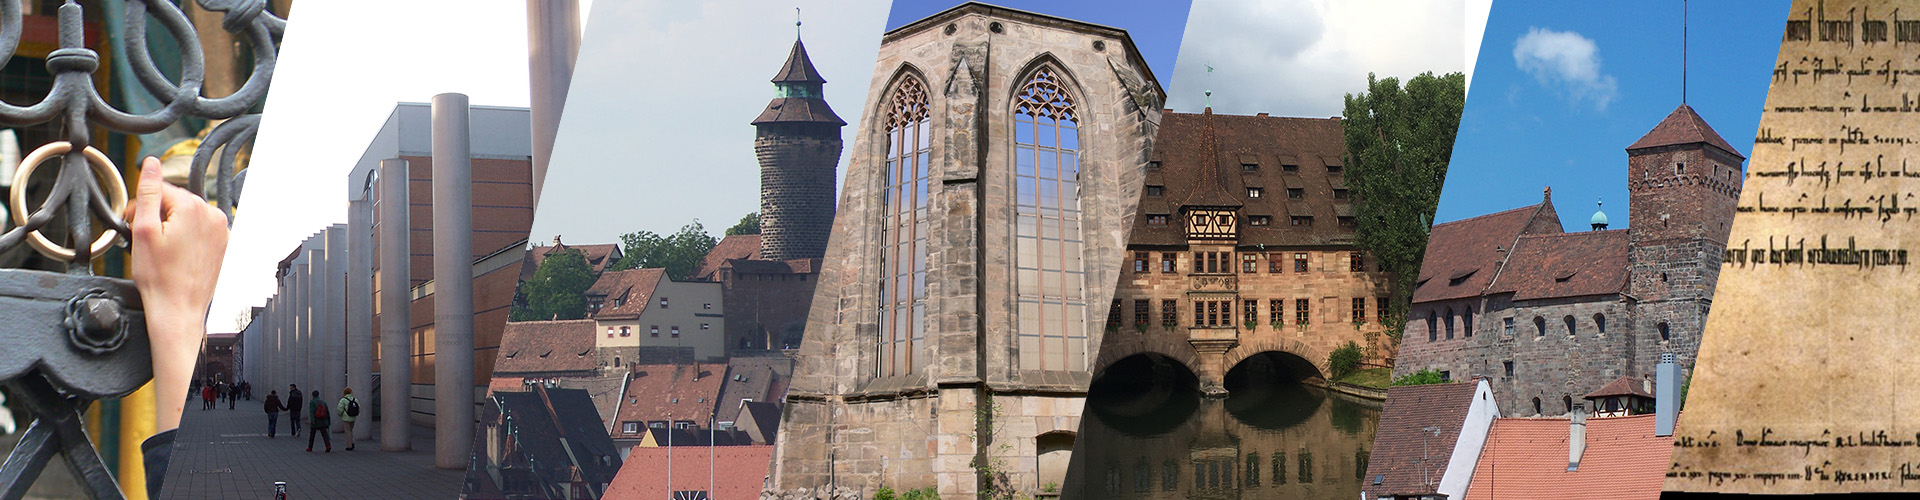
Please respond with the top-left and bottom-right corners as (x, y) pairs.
(201, 386), (215, 400)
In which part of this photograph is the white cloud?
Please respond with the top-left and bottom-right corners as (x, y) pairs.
(1512, 27), (1617, 111)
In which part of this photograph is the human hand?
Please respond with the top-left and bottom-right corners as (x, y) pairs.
(124, 157), (229, 432)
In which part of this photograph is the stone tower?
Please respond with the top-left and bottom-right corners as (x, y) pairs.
(753, 35), (846, 260)
(772, 4), (1163, 497)
(1623, 103), (1743, 374)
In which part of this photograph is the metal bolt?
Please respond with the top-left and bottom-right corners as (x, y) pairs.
(79, 297), (121, 340)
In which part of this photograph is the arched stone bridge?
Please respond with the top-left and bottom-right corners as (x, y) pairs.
(1095, 320), (1374, 396)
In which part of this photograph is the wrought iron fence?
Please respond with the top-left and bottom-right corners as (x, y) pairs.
(0, 1), (281, 498)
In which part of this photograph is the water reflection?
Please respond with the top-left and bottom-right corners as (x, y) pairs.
(1068, 354), (1381, 499)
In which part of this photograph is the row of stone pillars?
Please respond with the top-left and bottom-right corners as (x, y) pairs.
(250, 94), (477, 469)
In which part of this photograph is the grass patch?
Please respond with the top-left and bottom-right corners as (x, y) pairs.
(1336, 367), (1391, 389)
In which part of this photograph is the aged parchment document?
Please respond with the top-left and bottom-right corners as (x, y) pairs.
(1665, 0), (1920, 493)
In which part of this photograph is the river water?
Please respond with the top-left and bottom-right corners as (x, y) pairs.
(1066, 354), (1382, 499)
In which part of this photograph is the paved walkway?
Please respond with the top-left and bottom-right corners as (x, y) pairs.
(159, 403), (462, 499)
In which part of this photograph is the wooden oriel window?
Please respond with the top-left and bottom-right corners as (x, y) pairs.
(879, 76), (931, 377)
(1014, 68), (1088, 372)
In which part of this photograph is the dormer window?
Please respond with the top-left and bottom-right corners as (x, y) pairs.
(1247, 188), (1263, 198)
(1287, 188), (1304, 199)
(1338, 216), (1357, 228)
(1333, 189), (1349, 200)
(1290, 216), (1313, 227)
(1326, 164), (1343, 173)
(1148, 161), (1161, 170)
(1250, 215), (1271, 226)
(1147, 214), (1168, 225)
(1145, 185), (1164, 196)
(1242, 163), (1259, 172)
(1282, 164), (1299, 172)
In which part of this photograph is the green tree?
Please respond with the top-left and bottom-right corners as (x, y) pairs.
(1391, 368), (1447, 387)
(609, 221), (718, 280)
(726, 212), (761, 236)
(1343, 71), (1467, 351)
(511, 248), (594, 321)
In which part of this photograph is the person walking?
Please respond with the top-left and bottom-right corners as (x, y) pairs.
(263, 390), (283, 438)
(285, 384), (303, 437)
(199, 384), (214, 410)
(227, 383), (236, 410)
(305, 390), (332, 453)
(336, 388), (360, 451)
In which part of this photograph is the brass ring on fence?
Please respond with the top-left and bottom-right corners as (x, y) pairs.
(8, 142), (130, 261)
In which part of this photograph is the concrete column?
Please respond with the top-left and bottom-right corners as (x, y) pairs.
(291, 252), (308, 396)
(431, 93), (475, 469)
(325, 225), (349, 433)
(308, 247), (326, 401)
(378, 157), (413, 452)
(348, 197), (375, 441)
(526, 0), (580, 207)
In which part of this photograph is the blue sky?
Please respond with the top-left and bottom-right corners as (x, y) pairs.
(1436, 0), (1787, 228)
(886, 1), (1191, 81)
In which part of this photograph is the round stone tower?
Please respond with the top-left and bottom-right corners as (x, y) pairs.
(752, 35), (845, 261)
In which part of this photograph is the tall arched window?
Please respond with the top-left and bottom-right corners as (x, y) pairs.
(879, 76), (931, 377)
(1013, 68), (1087, 372)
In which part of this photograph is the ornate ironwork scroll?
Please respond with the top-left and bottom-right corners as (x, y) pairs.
(0, 1), (281, 498)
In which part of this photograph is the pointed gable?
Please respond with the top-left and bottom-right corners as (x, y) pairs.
(1413, 194), (1563, 304)
(1178, 108), (1244, 208)
(1626, 104), (1743, 159)
(772, 39), (826, 84)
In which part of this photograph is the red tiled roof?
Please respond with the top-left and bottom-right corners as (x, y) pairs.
(691, 235), (763, 281)
(1464, 414), (1671, 500)
(1584, 376), (1654, 400)
(1132, 111), (1353, 247)
(522, 238), (621, 281)
(587, 268), (666, 320)
(604, 445), (772, 500)
(1361, 381), (1484, 498)
(1487, 229), (1628, 301)
(1412, 200), (1561, 304)
(1626, 104), (1743, 159)
(493, 319), (598, 375)
(611, 363), (727, 438)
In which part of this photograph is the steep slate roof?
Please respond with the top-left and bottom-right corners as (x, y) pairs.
(586, 268), (666, 320)
(735, 401), (783, 444)
(611, 363), (727, 438)
(1132, 110), (1354, 247)
(478, 386), (622, 497)
(1412, 200), (1561, 304)
(1464, 414), (1671, 500)
(716, 356), (794, 423)
(1487, 229), (1630, 301)
(690, 234), (763, 281)
(1584, 375), (1655, 400)
(752, 39), (845, 126)
(554, 374), (630, 430)
(1626, 104), (1744, 159)
(1361, 381), (1483, 498)
(493, 319), (598, 375)
(604, 446), (773, 500)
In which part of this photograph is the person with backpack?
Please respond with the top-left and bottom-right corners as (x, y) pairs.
(286, 384), (304, 437)
(263, 390), (283, 438)
(306, 390), (332, 452)
(337, 387), (360, 451)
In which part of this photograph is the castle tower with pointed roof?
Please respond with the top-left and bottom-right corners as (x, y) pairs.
(1623, 103), (1742, 373)
(753, 36), (846, 261)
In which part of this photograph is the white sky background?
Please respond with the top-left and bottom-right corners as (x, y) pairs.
(527, 0), (889, 246)
(208, 1), (593, 332)
(1165, 0), (1488, 117)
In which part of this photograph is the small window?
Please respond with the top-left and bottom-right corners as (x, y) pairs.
(606, 327), (615, 339)
(1247, 188), (1263, 198)
(1161, 253), (1176, 273)
(1133, 252), (1149, 273)
(1503, 317), (1515, 337)
(1161, 300), (1177, 325)
(660, 297), (669, 308)
(671, 326), (680, 338)
(1291, 216), (1313, 226)
(650, 325), (660, 337)
(1338, 216), (1357, 228)
(1427, 311), (1438, 341)
(622, 422), (639, 433)
(1444, 308), (1455, 339)
(1595, 313), (1607, 334)
(701, 323), (710, 330)
(1503, 361), (1514, 378)
(1463, 307), (1474, 336)
(1282, 164), (1299, 172)
(1287, 188), (1304, 199)
(1349, 252), (1363, 272)
(1294, 253), (1308, 272)
(1327, 164), (1343, 173)
(1145, 185), (1164, 196)
(1242, 163), (1259, 172)
(1534, 317), (1546, 337)
(1148, 161), (1161, 170)
(1295, 299), (1311, 325)
(1564, 315), (1577, 336)
(620, 326), (631, 337)
(704, 303), (713, 310)
(1352, 298), (1366, 323)
(1659, 322), (1671, 341)
(1440, 370), (1451, 381)
(1533, 398), (1543, 415)
(1333, 189), (1349, 200)
(1147, 214), (1169, 225)
(1241, 254), (1258, 273)
(1250, 216), (1271, 226)
(1244, 299), (1258, 324)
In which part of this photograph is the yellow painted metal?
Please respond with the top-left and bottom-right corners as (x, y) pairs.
(118, 381), (155, 500)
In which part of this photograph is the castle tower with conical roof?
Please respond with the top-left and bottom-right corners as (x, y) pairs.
(752, 36), (846, 261)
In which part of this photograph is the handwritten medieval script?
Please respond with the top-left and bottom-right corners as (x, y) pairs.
(1666, 0), (1920, 494)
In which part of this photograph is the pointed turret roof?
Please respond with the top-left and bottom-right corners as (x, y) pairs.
(1626, 104), (1743, 159)
(772, 39), (826, 84)
(1179, 108), (1242, 208)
